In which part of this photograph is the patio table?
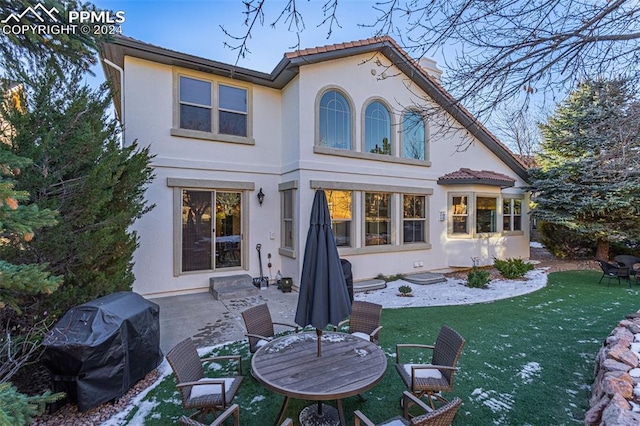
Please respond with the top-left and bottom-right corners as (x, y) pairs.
(251, 331), (387, 425)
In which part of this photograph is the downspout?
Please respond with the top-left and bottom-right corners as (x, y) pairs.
(102, 58), (125, 148)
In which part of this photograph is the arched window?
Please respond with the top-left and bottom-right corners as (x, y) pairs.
(319, 90), (351, 149)
(364, 101), (391, 155)
(402, 110), (426, 160)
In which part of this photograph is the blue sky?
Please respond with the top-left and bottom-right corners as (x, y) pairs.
(91, 0), (426, 74)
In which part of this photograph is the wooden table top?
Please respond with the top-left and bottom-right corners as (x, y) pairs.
(251, 331), (387, 401)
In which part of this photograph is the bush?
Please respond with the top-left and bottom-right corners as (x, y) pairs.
(398, 285), (413, 295)
(494, 257), (534, 279)
(467, 268), (490, 288)
(537, 221), (595, 259)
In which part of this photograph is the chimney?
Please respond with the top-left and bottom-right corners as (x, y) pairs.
(418, 57), (443, 81)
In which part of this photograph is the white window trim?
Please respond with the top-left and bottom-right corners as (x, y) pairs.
(168, 178), (253, 276)
(311, 180), (432, 254)
(502, 196), (525, 235)
(279, 181), (298, 258)
(172, 70), (255, 145)
(402, 194), (429, 245)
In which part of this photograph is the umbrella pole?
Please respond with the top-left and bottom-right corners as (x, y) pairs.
(316, 328), (322, 357)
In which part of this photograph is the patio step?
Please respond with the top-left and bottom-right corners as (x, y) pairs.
(404, 272), (446, 285)
(209, 274), (260, 300)
(353, 279), (386, 293)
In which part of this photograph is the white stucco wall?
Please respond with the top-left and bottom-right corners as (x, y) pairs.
(121, 50), (529, 297)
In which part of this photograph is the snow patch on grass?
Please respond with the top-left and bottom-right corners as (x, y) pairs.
(472, 388), (514, 413)
(517, 361), (541, 384)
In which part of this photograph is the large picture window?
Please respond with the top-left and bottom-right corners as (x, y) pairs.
(364, 101), (391, 155)
(326, 190), (352, 247)
(319, 90), (351, 149)
(403, 195), (426, 243)
(402, 110), (426, 160)
(365, 192), (391, 246)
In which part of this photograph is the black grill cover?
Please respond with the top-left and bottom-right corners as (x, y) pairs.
(42, 291), (162, 412)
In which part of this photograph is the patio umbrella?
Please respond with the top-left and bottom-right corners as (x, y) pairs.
(295, 189), (352, 357)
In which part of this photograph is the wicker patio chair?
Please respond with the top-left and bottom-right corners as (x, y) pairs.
(241, 303), (300, 353)
(354, 391), (461, 426)
(178, 405), (293, 426)
(596, 259), (630, 286)
(334, 300), (383, 344)
(614, 255), (640, 280)
(395, 325), (466, 409)
(166, 338), (244, 420)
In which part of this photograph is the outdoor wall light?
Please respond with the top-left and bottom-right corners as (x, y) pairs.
(257, 188), (265, 205)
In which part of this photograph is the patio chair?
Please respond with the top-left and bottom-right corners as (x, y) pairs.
(596, 259), (630, 286)
(614, 255), (640, 281)
(334, 300), (383, 344)
(166, 338), (244, 420)
(395, 325), (466, 409)
(178, 405), (293, 426)
(241, 303), (300, 353)
(354, 391), (461, 426)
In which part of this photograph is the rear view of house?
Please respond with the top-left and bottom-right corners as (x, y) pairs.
(100, 35), (529, 297)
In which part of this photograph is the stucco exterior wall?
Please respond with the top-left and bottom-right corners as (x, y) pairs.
(120, 49), (529, 297)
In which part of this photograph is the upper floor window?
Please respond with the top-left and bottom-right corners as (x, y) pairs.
(402, 110), (426, 160)
(319, 90), (351, 149)
(176, 74), (251, 143)
(364, 101), (391, 155)
(179, 76), (212, 132)
(219, 84), (247, 137)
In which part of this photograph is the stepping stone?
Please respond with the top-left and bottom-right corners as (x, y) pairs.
(210, 274), (259, 300)
(404, 272), (446, 285)
(353, 279), (386, 293)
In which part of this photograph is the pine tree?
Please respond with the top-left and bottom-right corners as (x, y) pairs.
(0, 63), (154, 318)
(529, 78), (640, 259)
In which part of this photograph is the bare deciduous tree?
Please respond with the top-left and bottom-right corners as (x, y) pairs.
(223, 0), (639, 119)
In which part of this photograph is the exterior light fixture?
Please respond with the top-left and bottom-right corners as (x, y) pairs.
(257, 188), (265, 205)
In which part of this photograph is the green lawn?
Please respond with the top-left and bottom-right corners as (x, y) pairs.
(120, 270), (640, 425)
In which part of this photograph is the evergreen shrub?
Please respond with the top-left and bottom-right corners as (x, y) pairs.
(493, 257), (534, 279)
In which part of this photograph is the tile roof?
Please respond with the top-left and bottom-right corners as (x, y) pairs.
(437, 168), (516, 187)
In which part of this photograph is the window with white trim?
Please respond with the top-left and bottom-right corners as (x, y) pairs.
(326, 190), (352, 247)
(403, 195), (426, 243)
(476, 196), (498, 233)
(218, 84), (247, 136)
(282, 189), (294, 250)
(451, 195), (469, 235)
(503, 198), (523, 232)
(365, 192), (391, 246)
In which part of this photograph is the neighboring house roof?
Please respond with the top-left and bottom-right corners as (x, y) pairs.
(99, 35), (528, 181)
(437, 168), (516, 187)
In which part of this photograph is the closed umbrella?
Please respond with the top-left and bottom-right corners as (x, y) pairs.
(295, 189), (352, 357)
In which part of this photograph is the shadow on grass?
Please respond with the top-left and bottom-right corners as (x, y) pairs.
(122, 270), (640, 425)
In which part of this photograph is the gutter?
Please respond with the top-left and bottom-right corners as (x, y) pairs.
(102, 58), (125, 148)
